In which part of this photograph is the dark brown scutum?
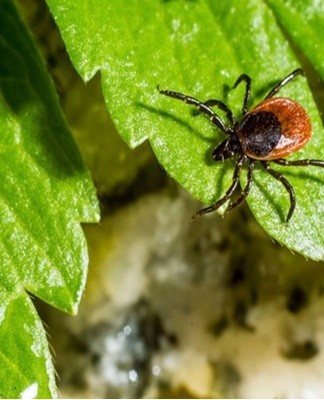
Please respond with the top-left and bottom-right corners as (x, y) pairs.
(236, 111), (282, 158)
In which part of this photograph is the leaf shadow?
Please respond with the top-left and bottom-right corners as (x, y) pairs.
(271, 162), (324, 186)
(0, 13), (87, 181)
(252, 161), (324, 224)
(136, 101), (234, 199)
(252, 168), (287, 223)
(136, 101), (221, 153)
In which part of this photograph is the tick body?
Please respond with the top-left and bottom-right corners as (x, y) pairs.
(237, 97), (311, 160)
(158, 69), (324, 222)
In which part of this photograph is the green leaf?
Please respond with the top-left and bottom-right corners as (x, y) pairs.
(47, 0), (324, 260)
(267, 0), (324, 79)
(0, 290), (56, 398)
(0, 0), (99, 396)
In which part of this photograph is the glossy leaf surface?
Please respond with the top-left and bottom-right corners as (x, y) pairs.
(47, 0), (324, 260)
(0, 0), (99, 396)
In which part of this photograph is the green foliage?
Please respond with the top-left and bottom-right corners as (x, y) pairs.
(46, 0), (324, 261)
(1, 0), (324, 394)
(268, 0), (324, 79)
(0, 0), (99, 397)
(0, 293), (56, 398)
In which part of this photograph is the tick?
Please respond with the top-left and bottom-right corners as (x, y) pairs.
(158, 68), (324, 222)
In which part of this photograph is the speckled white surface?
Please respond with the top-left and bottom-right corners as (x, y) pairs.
(49, 187), (324, 398)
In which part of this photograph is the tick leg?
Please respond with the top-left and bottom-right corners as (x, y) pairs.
(157, 86), (230, 134)
(274, 158), (324, 168)
(261, 161), (296, 222)
(265, 68), (304, 99)
(192, 154), (246, 219)
(226, 160), (255, 212)
(232, 74), (251, 115)
(200, 99), (235, 125)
